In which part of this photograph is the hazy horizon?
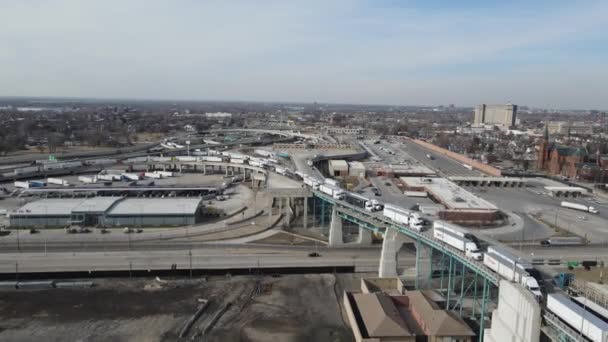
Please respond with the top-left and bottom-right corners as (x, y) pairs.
(2, 1), (608, 109)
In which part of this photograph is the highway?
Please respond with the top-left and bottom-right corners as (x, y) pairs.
(0, 245), (415, 274)
(400, 139), (483, 177)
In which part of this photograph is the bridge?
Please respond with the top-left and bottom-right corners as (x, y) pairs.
(268, 186), (500, 339)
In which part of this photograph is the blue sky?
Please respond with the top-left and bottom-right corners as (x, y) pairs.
(1, 0), (607, 109)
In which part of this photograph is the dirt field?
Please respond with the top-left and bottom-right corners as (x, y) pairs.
(0, 274), (358, 342)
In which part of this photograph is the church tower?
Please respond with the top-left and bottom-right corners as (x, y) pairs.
(537, 124), (549, 170)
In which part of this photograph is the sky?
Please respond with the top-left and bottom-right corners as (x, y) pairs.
(1, 0), (608, 109)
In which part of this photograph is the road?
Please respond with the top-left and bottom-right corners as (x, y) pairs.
(0, 244), (416, 274)
(400, 139), (482, 177)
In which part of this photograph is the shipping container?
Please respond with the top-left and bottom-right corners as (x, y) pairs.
(78, 176), (97, 184)
(14, 181), (30, 189)
(144, 172), (162, 179)
(47, 178), (69, 186)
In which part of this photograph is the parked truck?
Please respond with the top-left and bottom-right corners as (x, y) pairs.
(561, 201), (599, 214)
(14, 181), (31, 189)
(47, 178), (70, 186)
(78, 176), (97, 184)
(483, 246), (542, 300)
(144, 172), (163, 179)
(319, 184), (345, 200)
(121, 173), (141, 181)
(433, 227), (482, 260)
(547, 293), (608, 342)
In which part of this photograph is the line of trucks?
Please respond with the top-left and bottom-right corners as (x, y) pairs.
(298, 174), (547, 302)
(13, 171), (176, 188)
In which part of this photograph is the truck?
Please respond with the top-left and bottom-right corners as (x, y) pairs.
(303, 176), (320, 190)
(29, 180), (47, 187)
(203, 156), (223, 163)
(345, 192), (382, 212)
(426, 154), (435, 160)
(121, 173), (141, 181)
(434, 227), (482, 260)
(274, 166), (288, 175)
(561, 201), (599, 214)
(540, 236), (586, 246)
(383, 204), (423, 231)
(547, 293), (608, 342)
(144, 172), (163, 179)
(433, 221), (479, 245)
(230, 158), (245, 164)
(483, 246), (542, 300)
(462, 163), (473, 171)
(14, 181), (30, 189)
(47, 178), (70, 186)
(175, 156), (196, 162)
(97, 174), (115, 182)
(155, 171), (174, 178)
(319, 184), (344, 200)
(324, 178), (339, 187)
(78, 176), (97, 184)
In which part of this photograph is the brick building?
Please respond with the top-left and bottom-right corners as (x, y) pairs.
(537, 126), (608, 182)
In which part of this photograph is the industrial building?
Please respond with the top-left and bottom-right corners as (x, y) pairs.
(343, 278), (474, 342)
(328, 160), (349, 177)
(546, 121), (593, 136)
(9, 197), (203, 228)
(348, 161), (367, 178)
(474, 103), (517, 127)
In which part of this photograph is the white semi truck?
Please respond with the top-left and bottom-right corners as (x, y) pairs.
(319, 184), (345, 200)
(433, 227), (482, 260)
(483, 246), (542, 300)
(561, 201), (598, 214)
(47, 178), (70, 186)
(344, 192), (382, 212)
(383, 204), (424, 232)
(547, 293), (608, 342)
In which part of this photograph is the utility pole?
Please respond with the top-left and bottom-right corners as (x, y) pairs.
(189, 249), (193, 278)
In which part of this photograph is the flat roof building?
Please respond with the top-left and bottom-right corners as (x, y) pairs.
(329, 160), (349, 177)
(9, 197), (203, 228)
(474, 103), (517, 127)
(105, 198), (203, 227)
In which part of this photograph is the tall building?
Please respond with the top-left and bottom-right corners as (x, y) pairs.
(473, 103), (517, 126)
(546, 121), (593, 136)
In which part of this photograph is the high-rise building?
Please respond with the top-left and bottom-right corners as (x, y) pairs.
(473, 103), (517, 126)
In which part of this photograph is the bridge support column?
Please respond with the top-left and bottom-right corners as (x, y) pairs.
(358, 226), (372, 245)
(268, 199), (273, 225)
(379, 228), (408, 278)
(328, 208), (343, 247)
(415, 241), (433, 289)
(303, 198), (308, 229)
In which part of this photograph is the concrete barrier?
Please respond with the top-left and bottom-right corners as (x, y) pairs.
(411, 139), (502, 176)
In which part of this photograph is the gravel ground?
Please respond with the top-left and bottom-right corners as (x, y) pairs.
(0, 274), (356, 342)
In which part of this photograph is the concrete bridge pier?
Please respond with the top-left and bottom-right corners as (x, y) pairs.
(415, 241), (433, 289)
(379, 228), (409, 278)
(328, 208), (343, 247)
(358, 226), (372, 245)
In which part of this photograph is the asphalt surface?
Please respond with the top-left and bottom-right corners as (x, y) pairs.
(0, 244), (416, 274)
(400, 139), (483, 177)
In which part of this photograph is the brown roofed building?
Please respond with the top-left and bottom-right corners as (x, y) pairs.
(343, 278), (475, 342)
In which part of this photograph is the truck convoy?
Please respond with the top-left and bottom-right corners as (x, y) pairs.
(547, 293), (608, 342)
(561, 201), (599, 214)
(433, 222), (482, 260)
(483, 246), (542, 300)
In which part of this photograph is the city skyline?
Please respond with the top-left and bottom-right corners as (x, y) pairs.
(1, 0), (608, 109)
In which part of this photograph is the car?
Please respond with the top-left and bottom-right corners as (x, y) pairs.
(29, 228), (39, 234)
(385, 182), (391, 186)
(308, 252), (321, 257)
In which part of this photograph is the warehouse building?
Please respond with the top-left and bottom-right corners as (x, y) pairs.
(348, 161), (367, 178)
(105, 198), (202, 227)
(9, 197), (202, 228)
(328, 160), (349, 177)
